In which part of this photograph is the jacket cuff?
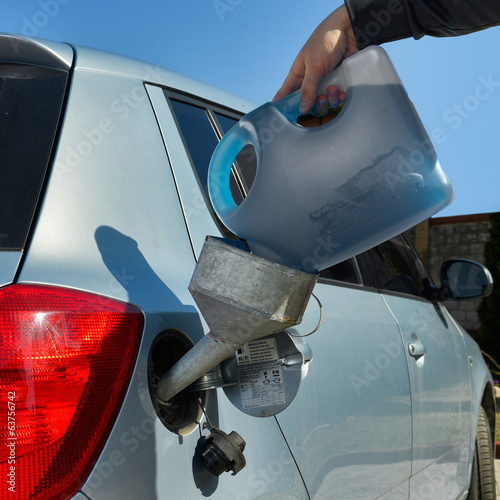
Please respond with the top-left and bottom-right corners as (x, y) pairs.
(344, 0), (413, 49)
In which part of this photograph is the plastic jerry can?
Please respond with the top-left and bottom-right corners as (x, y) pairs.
(208, 46), (453, 273)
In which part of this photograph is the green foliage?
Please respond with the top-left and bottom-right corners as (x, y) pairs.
(477, 212), (500, 365)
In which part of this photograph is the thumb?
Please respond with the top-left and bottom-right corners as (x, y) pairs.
(273, 61), (306, 102)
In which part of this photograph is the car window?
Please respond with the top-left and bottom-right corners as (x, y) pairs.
(319, 258), (360, 284)
(213, 112), (236, 133)
(168, 99), (219, 199)
(0, 63), (68, 250)
(356, 234), (429, 296)
(168, 97), (254, 206)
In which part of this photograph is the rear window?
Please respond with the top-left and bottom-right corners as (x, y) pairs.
(0, 63), (68, 250)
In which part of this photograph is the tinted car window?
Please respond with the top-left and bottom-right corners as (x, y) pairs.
(214, 112), (236, 133)
(319, 258), (359, 284)
(0, 63), (68, 250)
(169, 99), (219, 199)
(357, 235), (427, 296)
(169, 99), (258, 207)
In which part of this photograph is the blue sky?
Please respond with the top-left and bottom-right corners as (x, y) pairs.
(4, 0), (499, 217)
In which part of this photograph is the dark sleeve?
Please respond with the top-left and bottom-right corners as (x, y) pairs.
(345, 0), (500, 49)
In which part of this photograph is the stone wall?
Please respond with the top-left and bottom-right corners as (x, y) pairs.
(409, 213), (492, 334)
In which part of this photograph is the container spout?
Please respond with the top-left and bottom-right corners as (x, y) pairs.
(155, 237), (318, 404)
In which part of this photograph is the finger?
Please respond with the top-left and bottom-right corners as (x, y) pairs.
(327, 85), (341, 108)
(314, 95), (330, 116)
(273, 76), (302, 102)
(299, 63), (325, 114)
(273, 63), (305, 102)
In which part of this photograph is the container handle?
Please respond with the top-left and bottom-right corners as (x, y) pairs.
(208, 125), (254, 218)
(272, 68), (346, 123)
(272, 90), (302, 122)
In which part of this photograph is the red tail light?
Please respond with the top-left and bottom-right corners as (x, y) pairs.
(0, 284), (143, 500)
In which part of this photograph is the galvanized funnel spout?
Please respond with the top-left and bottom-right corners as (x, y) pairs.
(155, 237), (318, 404)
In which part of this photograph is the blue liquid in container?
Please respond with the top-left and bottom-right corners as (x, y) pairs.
(208, 47), (453, 273)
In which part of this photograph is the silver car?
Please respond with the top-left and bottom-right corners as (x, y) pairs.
(0, 33), (495, 499)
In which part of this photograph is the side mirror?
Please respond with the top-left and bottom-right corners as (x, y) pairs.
(440, 259), (493, 301)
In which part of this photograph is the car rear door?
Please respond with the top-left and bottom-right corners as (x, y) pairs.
(274, 263), (413, 499)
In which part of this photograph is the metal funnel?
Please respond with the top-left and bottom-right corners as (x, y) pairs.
(155, 237), (318, 404)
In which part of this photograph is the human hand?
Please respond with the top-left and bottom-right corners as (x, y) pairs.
(315, 84), (346, 116)
(297, 85), (345, 127)
(273, 5), (358, 115)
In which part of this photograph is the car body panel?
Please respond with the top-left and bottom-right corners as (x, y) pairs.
(80, 372), (308, 499)
(145, 83), (223, 258)
(18, 68), (196, 309)
(70, 43), (255, 115)
(449, 310), (496, 457)
(0, 252), (22, 287)
(275, 283), (412, 498)
(381, 294), (472, 498)
(73, 493), (92, 500)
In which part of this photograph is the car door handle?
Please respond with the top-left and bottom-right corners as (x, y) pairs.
(408, 342), (426, 357)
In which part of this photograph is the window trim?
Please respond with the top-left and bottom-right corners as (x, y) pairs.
(163, 89), (244, 124)
(164, 89), (251, 206)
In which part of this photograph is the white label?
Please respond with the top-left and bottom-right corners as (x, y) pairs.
(238, 363), (285, 409)
(236, 338), (278, 365)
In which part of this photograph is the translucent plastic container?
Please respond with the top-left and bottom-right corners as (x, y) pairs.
(208, 46), (453, 273)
